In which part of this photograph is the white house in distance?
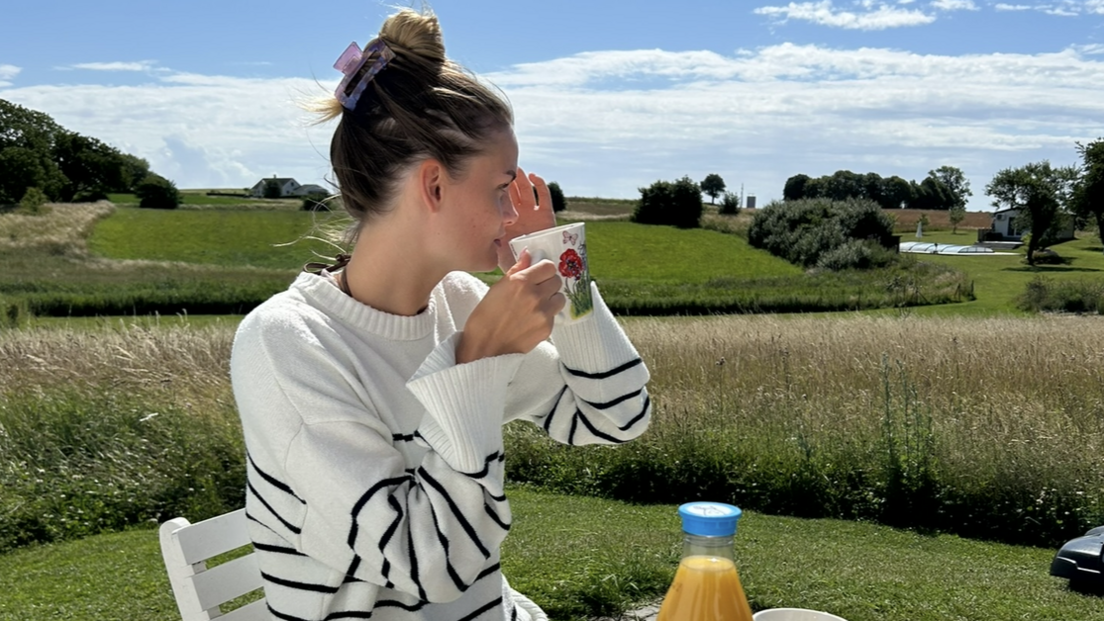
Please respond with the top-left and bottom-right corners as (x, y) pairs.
(990, 207), (1075, 242)
(249, 176), (327, 198)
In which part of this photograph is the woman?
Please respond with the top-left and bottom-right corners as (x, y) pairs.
(230, 8), (651, 621)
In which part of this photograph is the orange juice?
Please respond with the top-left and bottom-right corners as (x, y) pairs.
(656, 555), (753, 621)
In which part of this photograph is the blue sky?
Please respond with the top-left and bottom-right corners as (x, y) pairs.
(3, 0), (1103, 210)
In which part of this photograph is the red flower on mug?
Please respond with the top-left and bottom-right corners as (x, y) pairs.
(559, 249), (584, 279)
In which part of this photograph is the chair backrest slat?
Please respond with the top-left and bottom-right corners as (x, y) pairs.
(192, 554), (264, 610)
(175, 509), (251, 565)
(160, 509), (267, 621)
(218, 599), (269, 621)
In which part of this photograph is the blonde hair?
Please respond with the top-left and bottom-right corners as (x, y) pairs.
(310, 8), (513, 244)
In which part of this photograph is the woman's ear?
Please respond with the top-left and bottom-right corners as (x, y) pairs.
(417, 159), (445, 212)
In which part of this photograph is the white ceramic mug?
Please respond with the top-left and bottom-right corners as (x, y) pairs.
(508, 222), (593, 323)
(753, 608), (849, 621)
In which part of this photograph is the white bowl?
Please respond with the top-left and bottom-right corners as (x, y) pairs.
(753, 608), (849, 621)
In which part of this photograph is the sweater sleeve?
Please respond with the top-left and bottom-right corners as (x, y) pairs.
(232, 313), (520, 604)
(503, 281), (652, 445)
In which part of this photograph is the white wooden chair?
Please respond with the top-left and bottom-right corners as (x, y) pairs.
(159, 509), (268, 621)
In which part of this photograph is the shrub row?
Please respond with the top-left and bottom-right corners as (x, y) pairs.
(0, 390), (245, 553)
(748, 198), (898, 270)
(504, 399), (1100, 549)
(1018, 276), (1104, 314)
(595, 263), (974, 316)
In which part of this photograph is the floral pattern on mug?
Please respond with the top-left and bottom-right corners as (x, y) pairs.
(558, 243), (592, 319)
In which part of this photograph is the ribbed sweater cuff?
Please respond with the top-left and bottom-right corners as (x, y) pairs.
(408, 333), (523, 473)
(551, 282), (641, 372)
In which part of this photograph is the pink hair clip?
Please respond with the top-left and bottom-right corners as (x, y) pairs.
(334, 38), (394, 111)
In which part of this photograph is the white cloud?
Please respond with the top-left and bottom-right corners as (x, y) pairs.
(3, 43), (1103, 209)
(754, 1), (936, 30)
(994, 1), (1101, 15)
(930, 0), (977, 10)
(64, 61), (159, 72)
(0, 64), (19, 87)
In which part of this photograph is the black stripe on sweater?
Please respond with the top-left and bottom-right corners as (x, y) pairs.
(348, 475), (413, 548)
(267, 603), (310, 621)
(252, 541), (306, 556)
(563, 357), (643, 380)
(247, 479), (302, 535)
(261, 571), (340, 594)
(458, 596), (504, 621)
(321, 598), (428, 620)
(462, 451), (503, 479)
(378, 496), (404, 586)
(429, 501), (469, 593)
(484, 502), (510, 531)
(406, 512), (427, 601)
(543, 385), (570, 433)
(573, 394), (651, 444)
(477, 562), (501, 581)
(418, 466), (491, 558)
(584, 387), (644, 410)
(619, 394), (652, 431)
(247, 451), (305, 504)
(568, 412), (580, 445)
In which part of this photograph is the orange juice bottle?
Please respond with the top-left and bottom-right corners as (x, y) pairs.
(656, 502), (753, 621)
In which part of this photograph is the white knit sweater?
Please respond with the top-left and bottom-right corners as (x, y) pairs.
(229, 270), (651, 621)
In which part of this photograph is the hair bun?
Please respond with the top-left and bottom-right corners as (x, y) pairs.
(379, 8), (446, 66)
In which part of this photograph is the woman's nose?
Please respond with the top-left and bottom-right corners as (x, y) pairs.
(502, 195), (518, 227)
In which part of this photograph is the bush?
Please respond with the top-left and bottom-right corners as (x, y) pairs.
(547, 181), (567, 212)
(718, 191), (740, 215)
(748, 197), (896, 269)
(17, 187), (47, 214)
(134, 174), (181, 209)
(301, 192), (330, 211)
(631, 176), (703, 228)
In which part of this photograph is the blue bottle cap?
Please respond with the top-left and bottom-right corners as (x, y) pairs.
(678, 502), (742, 537)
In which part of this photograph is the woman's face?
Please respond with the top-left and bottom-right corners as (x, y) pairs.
(439, 128), (520, 272)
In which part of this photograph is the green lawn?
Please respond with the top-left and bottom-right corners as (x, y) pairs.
(89, 206), (349, 270)
(1, 487), (1100, 621)
(885, 230), (1104, 317)
(584, 221), (800, 282)
(89, 211), (798, 282)
(107, 192), (301, 208)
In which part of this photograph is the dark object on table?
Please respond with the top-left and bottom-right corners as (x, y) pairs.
(1050, 526), (1104, 593)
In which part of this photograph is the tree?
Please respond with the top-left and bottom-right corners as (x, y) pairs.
(263, 179), (283, 199)
(1070, 138), (1104, 252)
(135, 173), (181, 209)
(783, 174), (811, 201)
(17, 186), (47, 214)
(700, 173), (726, 204)
(719, 191), (740, 215)
(823, 170), (864, 201)
(986, 161), (1078, 265)
(52, 130), (129, 201)
(547, 181), (567, 212)
(929, 166), (972, 211)
(948, 205), (966, 234)
(862, 172), (885, 208)
(911, 176), (953, 210)
(0, 99), (66, 203)
(631, 176), (703, 228)
(881, 176), (913, 209)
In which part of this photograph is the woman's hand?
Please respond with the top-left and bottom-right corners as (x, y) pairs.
(458, 249), (565, 363)
(498, 167), (557, 274)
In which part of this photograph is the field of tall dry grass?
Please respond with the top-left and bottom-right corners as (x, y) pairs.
(4, 311), (1103, 546)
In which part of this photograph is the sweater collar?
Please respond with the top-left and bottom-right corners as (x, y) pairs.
(292, 271), (438, 341)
